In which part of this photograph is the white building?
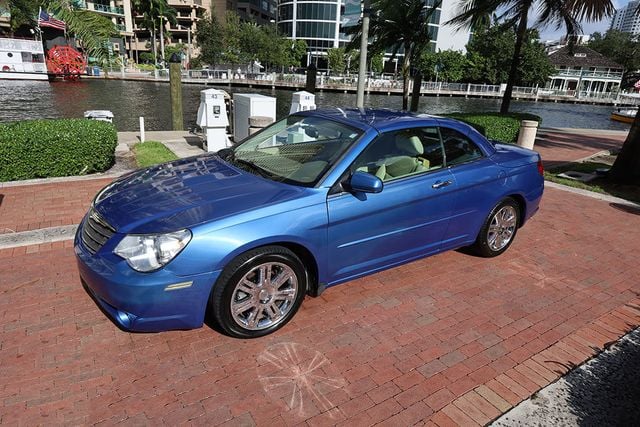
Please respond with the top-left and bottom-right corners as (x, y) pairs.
(610, 0), (640, 36)
(276, 0), (471, 68)
(435, 0), (471, 52)
(547, 46), (623, 95)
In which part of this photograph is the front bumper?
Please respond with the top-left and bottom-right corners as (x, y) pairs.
(74, 221), (220, 332)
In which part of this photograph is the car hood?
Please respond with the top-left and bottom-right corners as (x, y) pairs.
(93, 154), (308, 234)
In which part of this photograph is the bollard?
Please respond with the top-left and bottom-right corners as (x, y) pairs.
(139, 116), (145, 142)
(516, 120), (538, 150)
(169, 53), (184, 131)
(305, 63), (317, 93)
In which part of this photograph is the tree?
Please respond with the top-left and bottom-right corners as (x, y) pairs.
(589, 30), (640, 88)
(608, 3), (640, 184)
(464, 23), (554, 86)
(132, 0), (177, 66)
(609, 109), (640, 185)
(285, 39), (307, 69)
(221, 11), (243, 65)
(327, 47), (346, 75)
(6, 0), (37, 33)
(195, 12), (223, 66)
(370, 52), (384, 74)
(419, 50), (469, 82)
(348, 0), (441, 110)
(449, 0), (614, 113)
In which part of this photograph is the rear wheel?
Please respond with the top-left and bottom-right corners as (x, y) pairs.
(472, 198), (520, 257)
(210, 246), (307, 338)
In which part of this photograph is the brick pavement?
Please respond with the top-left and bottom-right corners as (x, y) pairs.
(0, 178), (112, 234)
(1, 186), (639, 425)
(534, 128), (626, 168)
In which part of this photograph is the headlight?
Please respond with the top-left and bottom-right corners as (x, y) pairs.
(114, 230), (192, 272)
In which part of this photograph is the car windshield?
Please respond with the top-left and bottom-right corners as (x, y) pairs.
(226, 115), (363, 186)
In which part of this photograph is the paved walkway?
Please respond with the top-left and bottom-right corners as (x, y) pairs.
(0, 126), (638, 425)
(534, 127), (627, 168)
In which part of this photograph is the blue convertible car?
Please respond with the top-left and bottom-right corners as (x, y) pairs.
(75, 109), (543, 338)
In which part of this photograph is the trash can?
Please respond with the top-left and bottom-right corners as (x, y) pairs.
(93, 66), (100, 76)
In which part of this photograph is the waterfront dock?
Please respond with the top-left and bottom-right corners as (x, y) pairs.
(93, 68), (640, 107)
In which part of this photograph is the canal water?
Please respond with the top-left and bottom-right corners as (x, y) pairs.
(0, 79), (631, 132)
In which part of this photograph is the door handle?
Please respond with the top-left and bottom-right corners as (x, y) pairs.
(432, 180), (452, 189)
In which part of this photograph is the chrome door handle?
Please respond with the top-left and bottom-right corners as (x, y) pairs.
(432, 180), (452, 189)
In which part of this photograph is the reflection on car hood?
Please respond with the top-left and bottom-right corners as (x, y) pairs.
(93, 154), (307, 234)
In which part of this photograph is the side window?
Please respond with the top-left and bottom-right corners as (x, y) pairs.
(351, 127), (443, 181)
(440, 127), (483, 166)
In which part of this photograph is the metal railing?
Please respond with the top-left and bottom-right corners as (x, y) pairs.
(553, 70), (623, 79)
(92, 4), (125, 15)
(96, 68), (636, 104)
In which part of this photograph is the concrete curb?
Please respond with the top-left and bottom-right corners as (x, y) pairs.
(0, 225), (78, 250)
(0, 171), (127, 189)
(544, 180), (640, 208)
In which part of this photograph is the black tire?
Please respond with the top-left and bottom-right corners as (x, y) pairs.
(472, 197), (520, 258)
(210, 246), (307, 338)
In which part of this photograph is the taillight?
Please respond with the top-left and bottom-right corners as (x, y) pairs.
(537, 157), (544, 176)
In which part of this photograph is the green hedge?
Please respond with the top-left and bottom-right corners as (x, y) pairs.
(0, 119), (117, 181)
(444, 112), (542, 144)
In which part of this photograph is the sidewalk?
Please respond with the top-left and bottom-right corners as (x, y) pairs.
(0, 127), (638, 425)
(534, 127), (627, 168)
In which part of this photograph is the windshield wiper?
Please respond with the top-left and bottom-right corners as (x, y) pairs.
(231, 157), (274, 179)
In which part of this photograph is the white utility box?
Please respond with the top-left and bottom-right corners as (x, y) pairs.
(290, 91), (316, 114)
(196, 89), (230, 152)
(233, 93), (276, 142)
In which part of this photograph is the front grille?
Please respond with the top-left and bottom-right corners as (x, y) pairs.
(81, 208), (116, 255)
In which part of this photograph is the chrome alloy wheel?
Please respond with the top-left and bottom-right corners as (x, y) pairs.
(230, 262), (298, 330)
(487, 205), (517, 251)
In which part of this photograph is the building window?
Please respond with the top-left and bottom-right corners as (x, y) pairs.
(278, 4), (293, 20)
(296, 21), (335, 39)
(296, 3), (337, 21)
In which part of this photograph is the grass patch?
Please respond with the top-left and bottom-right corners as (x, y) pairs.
(133, 141), (178, 168)
(546, 161), (640, 204)
(444, 112), (542, 144)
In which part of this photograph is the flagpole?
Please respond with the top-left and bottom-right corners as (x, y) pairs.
(37, 7), (42, 41)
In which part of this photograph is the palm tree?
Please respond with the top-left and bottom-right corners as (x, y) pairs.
(132, 0), (176, 66)
(348, 0), (441, 110)
(449, 0), (615, 113)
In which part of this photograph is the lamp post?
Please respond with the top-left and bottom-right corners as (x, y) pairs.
(356, 0), (370, 109)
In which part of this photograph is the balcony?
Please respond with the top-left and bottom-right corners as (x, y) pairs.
(553, 69), (623, 80)
(168, 25), (193, 33)
(168, 0), (205, 8)
(72, 0), (87, 8)
(92, 3), (125, 15)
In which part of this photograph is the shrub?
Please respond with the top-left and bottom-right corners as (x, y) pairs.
(444, 112), (542, 143)
(0, 119), (117, 181)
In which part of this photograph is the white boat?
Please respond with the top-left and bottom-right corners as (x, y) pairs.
(0, 37), (49, 81)
(611, 107), (638, 124)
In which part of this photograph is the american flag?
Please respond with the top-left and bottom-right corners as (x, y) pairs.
(38, 10), (66, 31)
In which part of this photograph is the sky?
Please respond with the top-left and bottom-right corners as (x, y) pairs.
(536, 0), (630, 41)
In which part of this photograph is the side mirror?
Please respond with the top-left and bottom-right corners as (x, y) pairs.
(349, 171), (383, 194)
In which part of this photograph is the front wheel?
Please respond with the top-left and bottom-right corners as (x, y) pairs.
(471, 198), (520, 257)
(209, 246), (307, 338)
